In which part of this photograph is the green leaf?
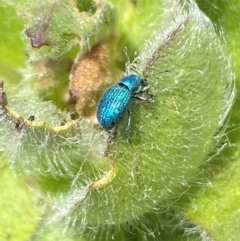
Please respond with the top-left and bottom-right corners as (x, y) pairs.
(110, 0), (165, 67)
(49, 0), (235, 230)
(0, 5), (26, 85)
(2, 0), (117, 59)
(185, 148), (240, 240)
(0, 164), (42, 241)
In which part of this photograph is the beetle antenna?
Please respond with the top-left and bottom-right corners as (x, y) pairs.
(143, 69), (170, 77)
(124, 47), (143, 77)
(124, 47), (131, 76)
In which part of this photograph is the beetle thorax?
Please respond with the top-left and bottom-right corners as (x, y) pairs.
(119, 74), (142, 93)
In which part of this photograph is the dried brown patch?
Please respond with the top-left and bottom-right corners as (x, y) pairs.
(69, 40), (115, 117)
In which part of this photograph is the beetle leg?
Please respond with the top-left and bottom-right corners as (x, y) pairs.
(133, 84), (155, 102)
(126, 110), (132, 144)
(126, 109), (131, 132)
(134, 85), (150, 95)
(132, 95), (148, 101)
(141, 86), (155, 99)
(132, 94), (155, 102)
(140, 85), (150, 93)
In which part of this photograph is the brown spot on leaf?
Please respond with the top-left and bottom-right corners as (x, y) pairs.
(15, 117), (26, 131)
(0, 81), (6, 108)
(25, 3), (57, 49)
(25, 26), (51, 49)
(69, 39), (116, 117)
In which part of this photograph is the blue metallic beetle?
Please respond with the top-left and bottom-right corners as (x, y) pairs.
(96, 74), (153, 133)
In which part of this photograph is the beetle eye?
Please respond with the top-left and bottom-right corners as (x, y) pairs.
(140, 78), (148, 86)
